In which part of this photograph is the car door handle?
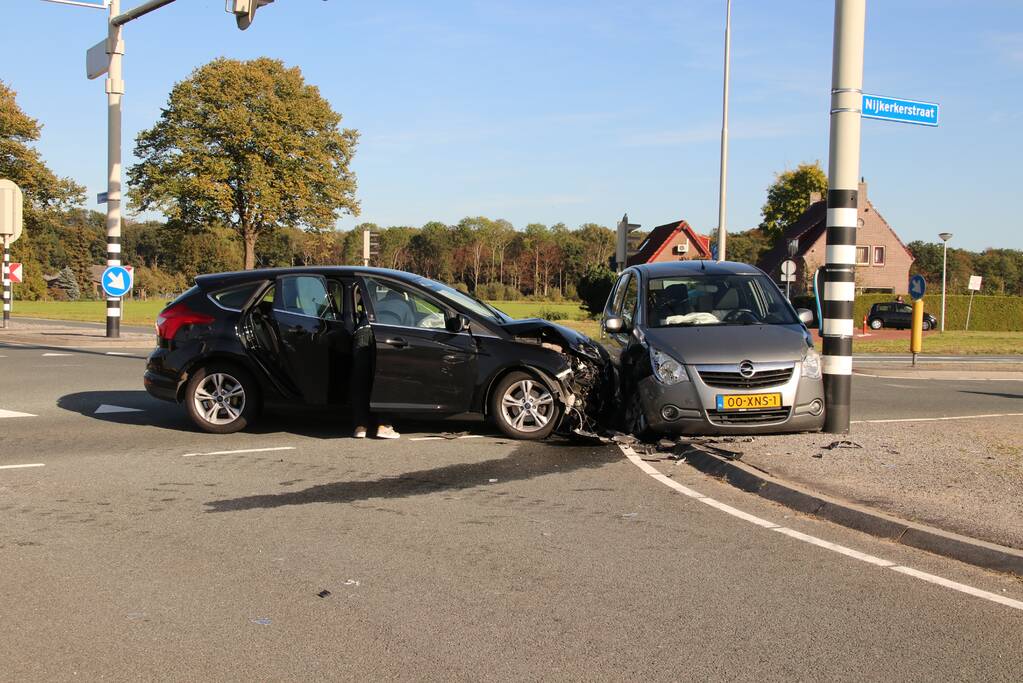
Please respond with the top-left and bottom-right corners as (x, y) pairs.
(383, 337), (408, 349)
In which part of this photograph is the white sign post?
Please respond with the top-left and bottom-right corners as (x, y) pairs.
(0, 179), (25, 328)
(965, 275), (982, 331)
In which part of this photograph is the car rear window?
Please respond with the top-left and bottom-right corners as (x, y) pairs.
(209, 282), (263, 311)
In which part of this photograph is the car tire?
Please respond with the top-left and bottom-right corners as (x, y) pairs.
(921, 320), (931, 331)
(489, 371), (561, 440)
(185, 363), (260, 434)
(869, 318), (883, 330)
(624, 389), (651, 441)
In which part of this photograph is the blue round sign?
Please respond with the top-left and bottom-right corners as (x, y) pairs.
(908, 274), (926, 301)
(101, 265), (133, 298)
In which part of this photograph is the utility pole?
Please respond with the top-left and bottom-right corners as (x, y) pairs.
(105, 0), (124, 338)
(939, 232), (952, 332)
(821, 0), (866, 434)
(715, 0), (732, 262)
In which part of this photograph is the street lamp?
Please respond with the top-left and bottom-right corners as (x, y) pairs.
(715, 0), (732, 262)
(939, 232), (952, 332)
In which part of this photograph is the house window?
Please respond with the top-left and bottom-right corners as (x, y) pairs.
(873, 246), (886, 266)
(855, 246), (870, 265)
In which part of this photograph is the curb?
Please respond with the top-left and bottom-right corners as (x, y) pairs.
(0, 334), (154, 350)
(681, 448), (1023, 577)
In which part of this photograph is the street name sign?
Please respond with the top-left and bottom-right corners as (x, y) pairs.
(862, 94), (939, 127)
(909, 274), (926, 300)
(101, 265), (133, 297)
(8, 263), (23, 284)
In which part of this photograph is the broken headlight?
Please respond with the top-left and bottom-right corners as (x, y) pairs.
(801, 347), (822, 379)
(650, 347), (688, 385)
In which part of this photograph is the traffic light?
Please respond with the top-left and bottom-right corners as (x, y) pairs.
(615, 213), (642, 271)
(227, 0), (275, 30)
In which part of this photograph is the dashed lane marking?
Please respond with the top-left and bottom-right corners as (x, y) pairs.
(852, 412), (1023, 424)
(0, 409), (37, 419)
(41, 352), (74, 357)
(0, 463), (45, 470)
(620, 445), (1023, 613)
(182, 446), (296, 458)
(409, 434), (486, 442)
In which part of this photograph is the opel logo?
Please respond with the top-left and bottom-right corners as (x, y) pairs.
(738, 360), (756, 378)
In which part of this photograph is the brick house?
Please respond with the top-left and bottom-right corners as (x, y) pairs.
(626, 219), (713, 267)
(758, 181), (914, 295)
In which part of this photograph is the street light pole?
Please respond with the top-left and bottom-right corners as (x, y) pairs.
(715, 0), (732, 262)
(105, 0), (124, 338)
(821, 0), (866, 434)
(939, 232), (952, 332)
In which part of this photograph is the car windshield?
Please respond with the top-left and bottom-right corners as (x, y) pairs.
(415, 277), (509, 323)
(646, 274), (799, 327)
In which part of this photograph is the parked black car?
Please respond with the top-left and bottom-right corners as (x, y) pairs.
(867, 302), (937, 331)
(144, 267), (611, 439)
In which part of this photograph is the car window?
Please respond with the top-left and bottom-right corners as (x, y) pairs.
(210, 282), (262, 311)
(646, 274), (798, 327)
(364, 277), (447, 330)
(326, 280), (345, 318)
(610, 273), (632, 317)
(275, 275), (336, 320)
(896, 304), (913, 314)
(621, 276), (639, 328)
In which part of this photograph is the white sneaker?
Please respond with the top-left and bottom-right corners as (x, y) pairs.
(353, 426), (368, 439)
(376, 425), (400, 440)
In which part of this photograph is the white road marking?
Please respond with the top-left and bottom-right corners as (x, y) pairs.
(852, 412), (1023, 425)
(0, 409), (37, 419)
(95, 404), (144, 414)
(620, 446), (1023, 613)
(883, 383), (918, 389)
(181, 446), (296, 458)
(0, 463), (45, 470)
(105, 352), (132, 356)
(855, 371), (1023, 382)
(409, 434), (486, 442)
(41, 352), (73, 357)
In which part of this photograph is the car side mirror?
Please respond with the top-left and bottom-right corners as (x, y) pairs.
(797, 308), (814, 325)
(445, 312), (469, 333)
(604, 316), (625, 333)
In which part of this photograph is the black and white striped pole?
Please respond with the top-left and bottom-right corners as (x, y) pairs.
(2, 238), (9, 328)
(822, 0), (866, 434)
(0, 179), (24, 330)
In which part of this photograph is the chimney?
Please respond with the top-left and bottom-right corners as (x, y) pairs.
(858, 178), (867, 208)
(809, 191), (822, 204)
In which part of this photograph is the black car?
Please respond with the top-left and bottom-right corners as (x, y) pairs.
(144, 267), (611, 440)
(867, 302), (937, 331)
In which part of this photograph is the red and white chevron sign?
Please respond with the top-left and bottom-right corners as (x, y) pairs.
(7, 262), (22, 284)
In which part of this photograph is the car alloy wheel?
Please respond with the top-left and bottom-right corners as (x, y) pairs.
(869, 319), (883, 330)
(922, 320), (931, 331)
(193, 372), (246, 425)
(185, 363), (259, 434)
(490, 371), (561, 440)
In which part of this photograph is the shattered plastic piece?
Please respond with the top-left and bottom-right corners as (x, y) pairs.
(610, 432), (638, 445)
(656, 439), (676, 451)
(812, 453), (823, 459)
(343, 579), (360, 587)
(488, 478), (498, 483)
(440, 431), (470, 440)
(318, 590), (332, 598)
(822, 440), (863, 450)
(251, 617), (272, 625)
(620, 512), (638, 518)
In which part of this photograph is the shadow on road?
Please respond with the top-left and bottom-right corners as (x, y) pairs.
(203, 439), (618, 513)
(958, 390), (1023, 401)
(57, 390), (507, 441)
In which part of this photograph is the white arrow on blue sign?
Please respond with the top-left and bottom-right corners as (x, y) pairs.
(862, 94), (939, 127)
(909, 274), (926, 301)
(101, 265), (133, 298)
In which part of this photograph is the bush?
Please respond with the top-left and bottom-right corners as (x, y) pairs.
(793, 293), (1023, 332)
(576, 265), (617, 315)
(535, 306), (565, 321)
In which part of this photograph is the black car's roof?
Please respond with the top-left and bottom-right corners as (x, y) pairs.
(630, 260), (764, 278)
(194, 266), (421, 289)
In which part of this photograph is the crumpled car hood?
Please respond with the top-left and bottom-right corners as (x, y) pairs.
(641, 324), (810, 365)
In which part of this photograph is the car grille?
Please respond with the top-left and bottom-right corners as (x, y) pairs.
(698, 366), (794, 389)
(707, 408), (791, 426)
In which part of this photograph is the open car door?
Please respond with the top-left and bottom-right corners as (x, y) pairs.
(266, 274), (338, 405)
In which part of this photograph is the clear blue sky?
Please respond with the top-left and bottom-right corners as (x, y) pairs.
(4, 0), (1022, 250)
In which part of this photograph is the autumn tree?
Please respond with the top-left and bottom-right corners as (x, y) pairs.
(759, 162), (828, 239)
(128, 58), (359, 269)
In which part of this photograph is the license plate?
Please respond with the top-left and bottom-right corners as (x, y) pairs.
(716, 393), (783, 411)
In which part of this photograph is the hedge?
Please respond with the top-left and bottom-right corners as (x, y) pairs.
(790, 293), (1023, 332)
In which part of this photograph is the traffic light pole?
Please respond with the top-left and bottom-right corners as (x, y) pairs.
(105, 0), (124, 338)
(821, 0), (866, 434)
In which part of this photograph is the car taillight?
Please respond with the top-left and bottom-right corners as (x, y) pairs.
(155, 303), (215, 341)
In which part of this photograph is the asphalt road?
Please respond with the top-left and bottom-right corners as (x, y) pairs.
(2, 341), (1023, 680)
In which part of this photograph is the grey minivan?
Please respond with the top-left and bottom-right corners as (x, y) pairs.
(601, 261), (825, 435)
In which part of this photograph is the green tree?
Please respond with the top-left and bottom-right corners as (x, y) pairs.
(721, 228), (772, 266)
(759, 162), (828, 239)
(128, 57), (360, 270)
(576, 265), (617, 315)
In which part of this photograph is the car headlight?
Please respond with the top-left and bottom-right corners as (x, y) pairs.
(650, 347), (688, 385)
(802, 347), (822, 379)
